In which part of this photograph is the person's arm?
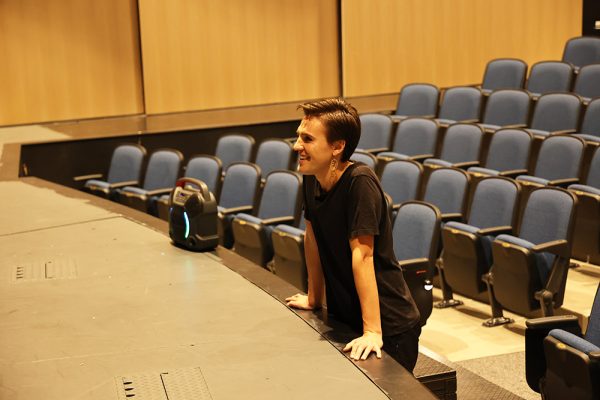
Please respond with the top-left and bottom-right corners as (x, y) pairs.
(285, 220), (324, 310)
(343, 234), (383, 360)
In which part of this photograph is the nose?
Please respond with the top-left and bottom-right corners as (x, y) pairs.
(293, 137), (303, 152)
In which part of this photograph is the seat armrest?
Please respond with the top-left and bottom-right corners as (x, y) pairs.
(502, 123), (528, 129)
(409, 153), (434, 161)
(458, 118), (479, 123)
(219, 205), (253, 215)
(550, 129), (576, 135)
(548, 178), (578, 187)
(260, 216), (295, 226)
(531, 239), (569, 258)
(74, 173), (102, 182)
(498, 169), (528, 177)
(363, 147), (390, 154)
(144, 188), (173, 197)
(398, 257), (429, 271)
(108, 180), (139, 189)
(477, 225), (512, 236)
(441, 213), (463, 222)
(590, 351), (600, 361)
(453, 161), (479, 169)
(525, 315), (580, 331)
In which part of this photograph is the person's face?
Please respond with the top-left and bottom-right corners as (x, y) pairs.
(293, 117), (342, 178)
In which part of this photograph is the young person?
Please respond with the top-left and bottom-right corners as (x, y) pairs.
(285, 97), (422, 372)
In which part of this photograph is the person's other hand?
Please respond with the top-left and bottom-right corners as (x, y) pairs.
(343, 331), (383, 360)
(285, 293), (314, 310)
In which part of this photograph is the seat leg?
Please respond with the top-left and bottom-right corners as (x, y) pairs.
(482, 272), (513, 327)
(434, 257), (463, 308)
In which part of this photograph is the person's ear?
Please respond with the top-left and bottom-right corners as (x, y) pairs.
(332, 140), (346, 158)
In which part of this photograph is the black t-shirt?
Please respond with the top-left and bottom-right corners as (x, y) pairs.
(303, 163), (420, 336)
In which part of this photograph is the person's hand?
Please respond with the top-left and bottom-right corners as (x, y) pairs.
(343, 331), (383, 360)
(285, 293), (315, 310)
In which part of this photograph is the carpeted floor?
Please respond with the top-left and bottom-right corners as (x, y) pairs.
(456, 352), (539, 400)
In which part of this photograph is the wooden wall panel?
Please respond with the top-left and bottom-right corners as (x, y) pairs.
(342, 0), (582, 97)
(138, 0), (340, 114)
(0, 0), (144, 126)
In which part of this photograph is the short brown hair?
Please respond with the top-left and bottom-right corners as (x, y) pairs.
(298, 97), (360, 162)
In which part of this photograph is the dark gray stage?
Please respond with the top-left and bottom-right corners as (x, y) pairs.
(0, 179), (436, 399)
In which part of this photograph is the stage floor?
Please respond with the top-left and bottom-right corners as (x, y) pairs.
(0, 180), (434, 400)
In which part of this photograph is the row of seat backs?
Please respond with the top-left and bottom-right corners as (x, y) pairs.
(214, 135), (295, 176)
(388, 88), (600, 141)
(360, 123), (600, 191)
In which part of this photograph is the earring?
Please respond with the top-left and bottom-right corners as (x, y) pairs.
(329, 158), (338, 181)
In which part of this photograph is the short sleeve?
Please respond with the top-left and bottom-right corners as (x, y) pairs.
(348, 175), (382, 238)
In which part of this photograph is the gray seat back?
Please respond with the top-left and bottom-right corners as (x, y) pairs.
(530, 93), (581, 132)
(484, 129), (532, 172)
(392, 117), (439, 157)
(562, 36), (600, 69)
(395, 83), (439, 117)
(482, 58), (528, 91)
(423, 168), (469, 215)
(106, 144), (146, 184)
(526, 61), (574, 95)
(482, 90), (531, 127)
(257, 171), (302, 222)
(581, 98), (600, 137)
(573, 64), (600, 100)
(468, 177), (519, 229)
(358, 114), (393, 151)
(380, 160), (423, 206)
(439, 123), (483, 164)
(393, 201), (439, 261)
(219, 162), (261, 209)
(215, 134), (255, 171)
(184, 155), (222, 196)
(534, 135), (584, 181)
(254, 139), (293, 177)
(438, 86), (482, 122)
(350, 150), (377, 170)
(142, 149), (183, 191)
(519, 188), (574, 245)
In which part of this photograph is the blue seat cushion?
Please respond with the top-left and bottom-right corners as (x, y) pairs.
(85, 179), (110, 191)
(574, 133), (600, 143)
(517, 175), (550, 186)
(377, 151), (410, 160)
(121, 186), (148, 196)
(468, 166), (500, 176)
(424, 158), (453, 168)
(495, 234), (555, 284)
(569, 184), (600, 196)
(549, 329), (600, 354)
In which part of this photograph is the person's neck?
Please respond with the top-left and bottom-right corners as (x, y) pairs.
(316, 160), (352, 192)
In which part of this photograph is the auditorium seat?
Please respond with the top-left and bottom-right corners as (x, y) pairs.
(270, 217), (307, 292)
(436, 86), (482, 127)
(377, 117), (440, 165)
(117, 148), (183, 216)
(422, 167), (470, 223)
(525, 61), (574, 98)
(517, 134), (585, 188)
(572, 64), (600, 103)
(436, 177), (520, 308)
(392, 201), (441, 326)
(569, 147), (600, 265)
(254, 138), (294, 181)
(468, 128), (533, 178)
(562, 36), (600, 71)
(357, 114), (394, 153)
(424, 123), (484, 170)
(478, 89), (531, 132)
(480, 58), (528, 95)
(574, 98), (600, 144)
(525, 283), (600, 399)
(380, 159), (423, 212)
(215, 133), (255, 172)
(350, 149), (378, 171)
(232, 170), (302, 267)
(156, 154), (223, 221)
(217, 162), (261, 249)
(483, 187), (577, 326)
(391, 83), (439, 121)
(525, 93), (582, 138)
(79, 144), (146, 200)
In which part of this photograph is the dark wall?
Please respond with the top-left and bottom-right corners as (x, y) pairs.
(20, 120), (300, 188)
(583, 0), (600, 36)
